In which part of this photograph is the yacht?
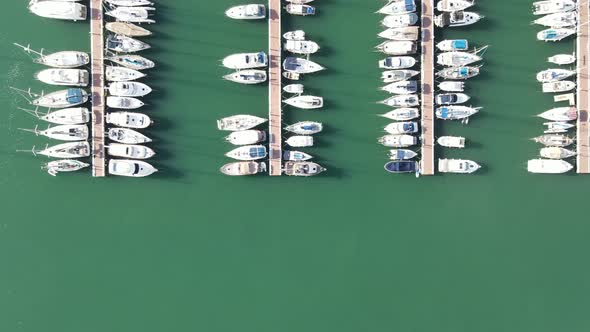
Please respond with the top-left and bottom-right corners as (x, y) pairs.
(223, 52), (268, 70)
(225, 130), (266, 145)
(107, 54), (155, 70)
(108, 127), (152, 144)
(377, 0), (416, 15)
(388, 149), (417, 160)
(285, 40), (320, 55)
(379, 94), (420, 107)
(548, 53), (576, 65)
(286, 136), (313, 147)
(108, 159), (158, 177)
(435, 93), (470, 105)
(225, 145), (268, 161)
(105, 6), (155, 23)
(542, 81), (575, 93)
(381, 69), (419, 83)
(284, 95), (323, 109)
(438, 159), (481, 174)
(36, 141), (90, 158)
(379, 56), (416, 69)
(543, 121), (575, 133)
(283, 150), (313, 161)
(384, 161), (419, 174)
(32, 88), (88, 108)
(435, 11), (482, 27)
(283, 30), (306, 41)
(437, 0), (475, 12)
(532, 0), (576, 15)
(105, 22), (152, 37)
(217, 115), (268, 131)
(532, 134), (574, 147)
(283, 84), (304, 94)
(384, 121), (418, 134)
(283, 162), (326, 177)
(380, 108), (419, 121)
(220, 161), (266, 176)
(104, 0), (154, 6)
(43, 159), (89, 176)
(106, 35), (151, 53)
(537, 107), (577, 121)
(31, 107), (89, 125)
(437, 49), (485, 67)
(20, 124), (88, 141)
(435, 106), (480, 121)
(285, 4), (316, 16)
(540, 147), (576, 159)
(436, 66), (480, 79)
(107, 143), (155, 159)
(377, 134), (417, 147)
(376, 41), (417, 55)
(537, 28), (575, 42)
(438, 81), (465, 92)
(536, 68), (575, 82)
(223, 70), (267, 84)
(283, 57), (325, 74)
(381, 13), (419, 28)
(30, 49), (89, 68)
(533, 12), (577, 28)
(106, 112), (152, 129)
(527, 159), (573, 173)
(437, 136), (465, 148)
(378, 26), (419, 40)
(108, 82), (152, 97)
(28, 0), (87, 21)
(106, 96), (144, 109)
(106, 66), (146, 82)
(285, 121), (323, 135)
(225, 4), (266, 19)
(35, 68), (88, 87)
(436, 39), (468, 51)
(381, 80), (418, 94)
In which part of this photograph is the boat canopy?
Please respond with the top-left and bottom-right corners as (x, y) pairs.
(66, 88), (85, 104)
(248, 146), (266, 158)
(452, 39), (467, 49)
(385, 161), (417, 173)
(438, 107), (451, 118)
(283, 57), (303, 71)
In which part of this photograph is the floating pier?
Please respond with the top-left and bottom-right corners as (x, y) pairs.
(420, 0), (435, 175)
(90, 0), (105, 177)
(577, 0), (589, 173)
(268, 0), (282, 176)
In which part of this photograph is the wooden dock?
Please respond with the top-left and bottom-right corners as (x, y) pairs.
(90, 0), (105, 177)
(577, 0), (589, 173)
(268, 0), (282, 176)
(420, 0), (435, 175)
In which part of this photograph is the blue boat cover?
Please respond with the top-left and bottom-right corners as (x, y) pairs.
(305, 7), (315, 14)
(452, 39), (468, 50)
(249, 147), (267, 158)
(403, 123), (414, 131)
(284, 57), (301, 71)
(385, 161), (417, 173)
(439, 107), (449, 119)
(66, 89), (84, 104)
(459, 67), (468, 77)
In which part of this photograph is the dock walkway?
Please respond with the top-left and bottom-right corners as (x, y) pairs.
(268, 0), (282, 176)
(577, 0), (589, 173)
(420, 0), (435, 175)
(90, 0), (105, 177)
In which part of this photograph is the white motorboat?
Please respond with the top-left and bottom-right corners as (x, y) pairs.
(22, 107), (90, 125)
(540, 146), (576, 159)
(533, 12), (577, 28)
(437, 49), (485, 67)
(223, 70), (267, 84)
(106, 66), (146, 82)
(217, 115), (268, 131)
(381, 13), (419, 28)
(107, 54), (155, 70)
(108, 82), (152, 97)
(283, 57), (325, 74)
(42, 159), (89, 176)
(532, 0), (576, 15)
(436, 39), (469, 51)
(220, 161), (266, 176)
(286, 0), (315, 3)
(439, 81), (465, 92)
(106, 35), (151, 52)
(106, 112), (152, 129)
(543, 121), (575, 133)
(31, 88), (89, 108)
(527, 159), (573, 173)
(379, 94), (419, 107)
(283, 162), (326, 177)
(378, 26), (419, 40)
(284, 95), (323, 109)
(384, 121), (418, 134)
(537, 107), (577, 121)
(548, 53), (576, 65)
(377, 0), (416, 15)
(108, 127), (152, 144)
(225, 130), (266, 145)
(377, 134), (417, 147)
(225, 145), (268, 161)
(14, 44), (89, 68)
(381, 80), (418, 94)
(536, 68), (575, 82)
(108, 159), (157, 177)
(376, 41), (417, 55)
(283, 30), (305, 41)
(283, 84), (304, 94)
(105, 22), (152, 37)
(435, 93), (470, 105)
(285, 121), (323, 135)
(537, 28), (575, 42)
(225, 4), (266, 19)
(437, 0), (475, 12)
(438, 159), (481, 174)
(104, 0), (153, 6)
(381, 69), (419, 83)
(380, 108), (419, 121)
(437, 66), (480, 80)
(106, 96), (144, 109)
(379, 56), (417, 69)
(107, 143), (155, 159)
(437, 136), (465, 148)
(35, 141), (90, 158)
(105, 6), (155, 23)
(285, 136), (313, 147)
(19, 124), (88, 141)
(285, 40), (320, 55)
(388, 149), (417, 160)
(283, 150), (313, 161)
(222, 52), (268, 70)
(35, 68), (88, 87)
(28, 0), (87, 21)
(285, 4), (316, 16)
(542, 81), (575, 93)
(435, 106), (480, 121)
(532, 134), (574, 147)
(435, 11), (482, 27)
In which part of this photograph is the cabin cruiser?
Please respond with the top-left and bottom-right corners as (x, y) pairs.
(435, 11), (482, 27)
(532, 0), (576, 15)
(217, 115), (267, 131)
(380, 94), (419, 107)
(548, 53), (576, 65)
(378, 27), (419, 40)
(43, 159), (89, 176)
(384, 161), (419, 174)
(284, 95), (323, 109)
(542, 81), (575, 93)
(20, 124), (88, 141)
(283, 84), (304, 94)
(436, 39), (468, 51)
(537, 107), (577, 121)
(376, 41), (417, 55)
(380, 108), (419, 121)
(283, 150), (313, 161)
(435, 93), (470, 105)
(283, 161), (326, 177)
(378, 134), (417, 147)
(225, 4), (266, 19)
(384, 121), (418, 134)
(381, 69), (419, 83)
(225, 130), (266, 145)
(108, 159), (157, 177)
(285, 121), (323, 135)
(35, 68), (88, 87)
(527, 159), (573, 173)
(285, 40), (320, 55)
(108, 127), (151, 144)
(381, 80), (418, 94)
(283, 57), (325, 74)
(435, 106), (480, 121)
(533, 12), (577, 28)
(32, 88), (88, 108)
(107, 143), (155, 159)
(108, 82), (152, 97)
(439, 81), (465, 92)
(438, 159), (481, 174)
(106, 96), (144, 109)
(105, 22), (152, 37)
(379, 56), (417, 69)
(543, 121), (574, 133)
(536, 68), (575, 82)
(437, 49), (485, 67)
(107, 54), (155, 70)
(220, 161), (266, 176)
(437, 0), (475, 12)
(285, 136), (313, 147)
(381, 13), (419, 28)
(283, 30), (306, 41)
(225, 145), (267, 161)
(106, 66), (146, 82)
(28, 0), (87, 21)
(106, 35), (150, 53)
(36, 141), (90, 158)
(223, 52), (268, 70)
(388, 149), (417, 160)
(532, 134), (574, 146)
(437, 66), (480, 80)
(377, 0), (416, 15)
(285, 4), (316, 16)
(437, 136), (465, 148)
(29, 107), (90, 125)
(223, 70), (267, 84)
(105, 6), (155, 23)
(104, 0), (154, 6)
(537, 28), (575, 42)
(106, 112), (152, 129)
(540, 147), (576, 159)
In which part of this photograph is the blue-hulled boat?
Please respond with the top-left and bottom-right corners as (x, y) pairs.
(384, 161), (419, 174)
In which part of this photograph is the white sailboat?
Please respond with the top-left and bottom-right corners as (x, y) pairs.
(223, 70), (267, 84)
(437, 0), (475, 12)
(527, 159), (573, 173)
(106, 96), (144, 109)
(283, 150), (313, 161)
(533, 12), (577, 28)
(106, 35), (151, 52)
(437, 47), (486, 67)
(532, 134), (574, 147)
(108, 127), (152, 144)
(540, 147), (576, 159)
(20, 106), (89, 125)
(377, 0), (416, 15)
(381, 69), (419, 83)
(222, 52), (268, 69)
(384, 122), (418, 134)
(381, 80), (418, 94)
(536, 68), (576, 82)
(35, 68), (88, 87)
(376, 41), (417, 55)
(217, 115), (268, 131)
(548, 53), (576, 65)
(14, 43), (89, 68)
(435, 93), (470, 105)
(225, 145), (268, 161)
(225, 130), (266, 145)
(19, 124), (88, 141)
(284, 95), (323, 109)
(543, 121), (575, 133)
(537, 28), (575, 42)
(105, 22), (152, 37)
(28, 88), (89, 108)
(537, 107), (578, 121)
(285, 121), (323, 135)
(105, 6), (155, 23)
(378, 26), (419, 40)
(107, 54), (155, 70)
(380, 108), (419, 121)
(106, 112), (152, 129)
(220, 162), (266, 176)
(379, 94), (419, 107)
(42, 159), (89, 176)
(32, 141), (90, 158)
(283, 84), (304, 94)
(532, 0), (576, 15)
(107, 143), (155, 159)
(28, 0), (87, 21)
(435, 106), (480, 122)
(105, 0), (154, 6)
(106, 66), (146, 82)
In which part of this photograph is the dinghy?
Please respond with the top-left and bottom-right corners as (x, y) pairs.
(285, 4), (316, 16)
(107, 54), (155, 70)
(223, 52), (268, 69)
(532, 134), (574, 147)
(109, 159), (157, 177)
(543, 121), (574, 133)
(35, 141), (90, 158)
(28, 0), (87, 21)
(285, 121), (323, 135)
(35, 68), (89, 87)
(537, 28), (575, 42)
(380, 108), (419, 121)
(225, 130), (266, 145)
(283, 57), (325, 74)
(283, 30), (305, 41)
(384, 122), (418, 134)
(382, 13), (419, 28)
(388, 149), (417, 160)
(32, 88), (88, 108)
(286, 136), (314, 147)
(283, 72), (300, 80)
(106, 66), (146, 82)
(435, 11), (482, 27)
(377, 0), (416, 15)
(378, 134), (417, 147)
(437, 0), (475, 12)
(106, 112), (152, 129)
(436, 39), (468, 51)
(284, 95), (323, 109)
(536, 68), (575, 82)
(14, 44), (89, 68)
(379, 94), (420, 107)
(19, 124), (88, 141)
(283, 84), (304, 94)
(533, 12), (577, 28)
(105, 6), (155, 23)
(537, 107), (577, 121)
(542, 81), (575, 93)
(527, 159), (573, 173)
(376, 41), (417, 55)
(108, 127), (151, 144)
(223, 70), (267, 84)
(437, 66), (480, 80)
(106, 35), (150, 53)
(435, 106), (480, 121)
(540, 147), (576, 159)
(285, 40), (320, 55)
(437, 136), (465, 148)
(107, 143), (155, 159)
(532, 0), (576, 15)
(225, 4), (266, 19)
(381, 80), (418, 94)
(105, 0), (153, 6)
(283, 162), (326, 177)
(108, 82), (152, 97)
(43, 159), (88, 176)
(106, 96), (144, 109)
(438, 159), (481, 174)
(378, 26), (419, 40)
(220, 162), (266, 176)
(217, 115), (267, 131)
(439, 81), (465, 92)
(384, 161), (419, 174)
(283, 150), (313, 161)
(225, 145), (268, 161)
(105, 22), (152, 37)
(435, 93), (470, 105)
(21, 107), (89, 125)
(381, 69), (419, 83)
(548, 53), (576, 65)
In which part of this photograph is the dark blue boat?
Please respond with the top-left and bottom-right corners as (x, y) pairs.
(384, 161), (419, 174)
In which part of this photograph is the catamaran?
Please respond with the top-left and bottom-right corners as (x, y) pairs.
(35, 68), (89, 87)
(225, 4), (266, 19)
(109, 159), (158, 177)
(42, 159), (89, 176)
(223, 52), (268, 69)
(527, 159), (573, 173)
(376, 41), (417, 55)
(106, 66), (146, 82)
(105, 6), (155, 23)
(220, 162), (266, 176)
(105, 22), (152, 37)
(284, 95), (323, 109)
(384, 122), (418, 134)
(106, 96), (144, 109)
(217, 115), (268, 131)
(107, 143), (155, 159)
(107, 54), (155, 70)
(28, 0), (87, 21)
(107, 35), (151, 52)
(283, 162), (326, 177)
(14, 43), (89, 68)
(108, 127), (152, 144)
(223, 70), (267, 84)
(106, 112), (152, 129)
(225, 130), (266, 145)
(225, 145), (268, 161)
(435, 11), (482, 27)
(381, 80), (418, 94)
(19, 124), (88, 141)
(380, 108), (419, 121)
(285, 121), (323, 135)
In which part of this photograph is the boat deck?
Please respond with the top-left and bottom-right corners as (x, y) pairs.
(420, 0), (435, 175)
(577, 0), (589, 173)
(268, 0), (282, 176)
(90, 0), (105, 177)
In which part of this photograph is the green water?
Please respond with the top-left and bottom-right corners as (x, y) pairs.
(1, 0), (590, 331)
